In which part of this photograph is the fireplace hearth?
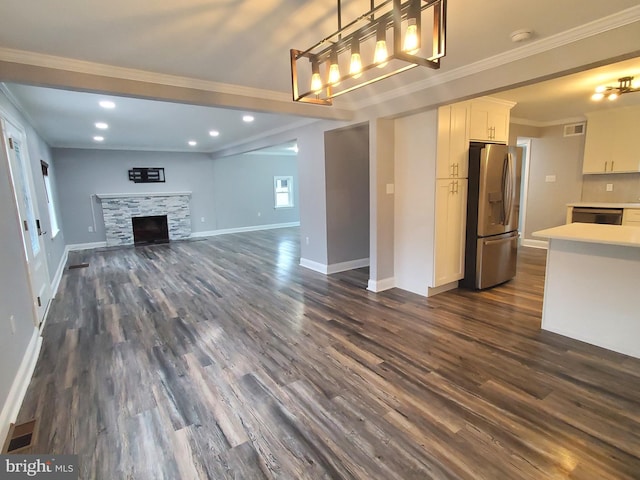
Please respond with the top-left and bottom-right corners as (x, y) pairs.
(132, 215), (169, 245)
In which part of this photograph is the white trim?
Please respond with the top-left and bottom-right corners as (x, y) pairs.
(521, 238), (548, 249)
(326, 258), (369, 275)
(0, 329), (42, 452)
(354, 5), (640, 109)
(66, 241), (108, 251)
(50, 246), (69, 298)
(511, 116), (587, 128)
(95, 191), (192, 200)
(191, 222), (300, 239)
(516, 137), (532, 241)
(367, 277), (396, 292)
(427, 281), (459, 297)
(299, 258), (328, 274)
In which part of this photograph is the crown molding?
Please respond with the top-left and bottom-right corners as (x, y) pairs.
(0, 47), (292, 104)
(511, 115), (587, 128)
(354, 5), (640, 109)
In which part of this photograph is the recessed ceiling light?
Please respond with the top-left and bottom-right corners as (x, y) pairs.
(95, 122), (109, 130)
(93, 136), (104, 142)
(188, 140), (197, 146)
(99, 100), (115, 109)
(209, 130), (220, 137)
(243, 115), (255, 123)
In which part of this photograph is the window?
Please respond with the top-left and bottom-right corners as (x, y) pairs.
(40, 160), (60, 238)
(274, 176), (294, 208)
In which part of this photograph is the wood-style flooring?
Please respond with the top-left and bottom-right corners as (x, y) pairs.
(17, 227), (640, 479)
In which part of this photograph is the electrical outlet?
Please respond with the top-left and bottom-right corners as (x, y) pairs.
(200, 217), (205, 222)
(88, 226), (94, 232)
(606, 183), (614, 192)
(9, 315), (16, 334)
(305, 236), (310, 245)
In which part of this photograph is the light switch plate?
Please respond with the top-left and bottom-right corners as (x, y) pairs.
(386, 183), (395, 194)
(545, 175), (556, 183)
(606, 183), (614, 192)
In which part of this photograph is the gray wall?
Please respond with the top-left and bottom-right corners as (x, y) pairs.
(520, 124), (584, 240)
(52, 149), (298, 245)
(582, 173), (640, 203)
(211, 152), (299, 229)
(324, 123), (370, 265)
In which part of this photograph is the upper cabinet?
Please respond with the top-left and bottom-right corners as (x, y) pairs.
(436, 103), (470, 178)
(583, 106), (640, 174)
(468, 98), (515, 144)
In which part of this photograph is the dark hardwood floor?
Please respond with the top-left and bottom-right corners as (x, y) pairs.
(17, 228), (640, 479)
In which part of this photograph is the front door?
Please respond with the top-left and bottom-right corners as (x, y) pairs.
(1, 116), (52, 326)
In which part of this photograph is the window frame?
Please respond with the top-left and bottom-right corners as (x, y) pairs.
(273, 175), (294, 209)
(40, 160), (60, 238)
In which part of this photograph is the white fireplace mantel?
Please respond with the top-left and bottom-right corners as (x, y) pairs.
(96, 192), (192, 200)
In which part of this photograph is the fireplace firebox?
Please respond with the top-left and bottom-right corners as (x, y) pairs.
(132, 215), (169, 245)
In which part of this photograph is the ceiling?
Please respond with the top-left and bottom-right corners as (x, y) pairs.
(0, 0), (639, 153)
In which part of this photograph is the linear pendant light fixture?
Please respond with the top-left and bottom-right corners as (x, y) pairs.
(591, 76), (640, 101)
(290, 0), (446, 105)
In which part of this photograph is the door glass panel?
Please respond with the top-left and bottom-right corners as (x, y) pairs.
(13, 138), (40, 256)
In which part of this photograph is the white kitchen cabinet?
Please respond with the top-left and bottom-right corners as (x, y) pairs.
(433, 178), (468, 287)
(436, 103), (469, 178)
(623, 208), (640, 226)
(583, 106), (640, 174)
(468, 98), (513, 144)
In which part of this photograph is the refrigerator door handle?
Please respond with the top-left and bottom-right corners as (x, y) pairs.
(500, 155), (508, 224)
(505, 153), (514, 226)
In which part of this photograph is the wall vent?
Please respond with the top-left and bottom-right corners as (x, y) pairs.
(563, 122), (586, 137)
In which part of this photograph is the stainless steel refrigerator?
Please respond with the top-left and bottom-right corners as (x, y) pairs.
(462, 142), (522, 290)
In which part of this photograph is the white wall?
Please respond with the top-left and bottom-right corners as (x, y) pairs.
(393, 110), (438, 295)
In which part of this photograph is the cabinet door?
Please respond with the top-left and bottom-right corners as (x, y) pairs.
(469, 100), (510, 143)
(583, 113), (614, 173)
(611, 108), (640, 173)
(436, 103), (469, 178)
(433, 179), (468, 286)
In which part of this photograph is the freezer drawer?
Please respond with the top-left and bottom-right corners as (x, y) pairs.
(476, 232), (518, 289)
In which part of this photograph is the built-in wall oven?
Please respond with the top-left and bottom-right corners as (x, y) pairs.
(571, 207), (623, 225)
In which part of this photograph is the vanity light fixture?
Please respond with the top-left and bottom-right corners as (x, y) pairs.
(591, 76), (639, 101)
(290, 0), (447, 105)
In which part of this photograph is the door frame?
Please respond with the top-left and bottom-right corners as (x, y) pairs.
(0, 109), (52, 327)
(516, 137), (532, 244)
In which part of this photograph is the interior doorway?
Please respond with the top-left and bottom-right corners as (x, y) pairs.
(516, 137), (532, 241)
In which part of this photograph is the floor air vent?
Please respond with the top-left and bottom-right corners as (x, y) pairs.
(68, 263), (89, 270)
(2, 419), (37, 453)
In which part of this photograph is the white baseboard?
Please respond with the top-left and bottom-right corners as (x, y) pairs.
(50, 247), (69, 298)
(367, 277), (396, 292)
(299, 258), (328, 274)
(66, 241), (107, 251)
(0, 329), (42, 451)
(427, 281), (459, 297)
(191, 221), (300, 239)
(326, 258), (369, 274)
(521, 238), (548, 249)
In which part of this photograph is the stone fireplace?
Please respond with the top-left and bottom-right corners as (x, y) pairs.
(96, 192), (192, 246)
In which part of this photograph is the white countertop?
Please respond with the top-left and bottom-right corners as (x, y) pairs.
(567, 202), (640, 208)
(533, 223), (640, 248)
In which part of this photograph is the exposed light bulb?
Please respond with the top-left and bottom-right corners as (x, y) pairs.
(374, 40), (388, 68)
(328, 63), (341, 85)
(403, 18), (419, 54)
(350, 53), (362, 78)
(591, 92), (604, 101)
(608, 92), (618, 101)
(311, 72), (323, 93)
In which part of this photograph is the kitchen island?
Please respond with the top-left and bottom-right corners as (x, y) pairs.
(533, 223), (640, 359)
